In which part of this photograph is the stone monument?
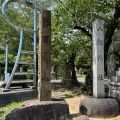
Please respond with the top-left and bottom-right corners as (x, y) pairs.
(38, 10), (51, 101)
(92, 20), (104, 98)
(50, 66), (56, 80)
(79, 20), (119, 118)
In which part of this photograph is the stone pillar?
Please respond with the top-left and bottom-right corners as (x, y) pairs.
(62, 70), (71, 85)
(38, 10), (51, 101)
(50, 66), (56, 80)
(93, 20), (104, 98)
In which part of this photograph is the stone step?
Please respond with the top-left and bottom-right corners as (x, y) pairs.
(14, 72), (35, 75)
(18, 61), (35, 65)
(0, 80), (33, 85)
(0, 80), (33, 88)
(21, 51), (35, 55)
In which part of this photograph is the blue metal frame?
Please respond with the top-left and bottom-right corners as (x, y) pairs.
(5, 29), (24, 89)
(5, 41), (8, 82)
(2, 0), (38, 89)
(33, 7), (37, 87)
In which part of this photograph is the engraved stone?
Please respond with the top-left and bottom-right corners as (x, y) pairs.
(93, 20), (104, 98)
(38, 10), (51, 101)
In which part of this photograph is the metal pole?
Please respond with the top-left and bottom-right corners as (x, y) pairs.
(5, 29), (24, 89)
(5, 42), (8, 82)
(33, 7), (37, 88)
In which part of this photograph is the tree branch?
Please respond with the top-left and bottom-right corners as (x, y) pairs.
(59, 0), (62, 3)
(74, 26), (92, 39)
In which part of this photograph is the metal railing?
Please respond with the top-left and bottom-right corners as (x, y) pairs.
(2, 0), (38, 89)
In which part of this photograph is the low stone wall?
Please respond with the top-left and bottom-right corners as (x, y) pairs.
(108, 69), (120, 100)
(0, 88), (38, 106)
(109, 83), (120, 99)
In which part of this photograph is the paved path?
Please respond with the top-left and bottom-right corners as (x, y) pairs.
(51, 78), (85, 84)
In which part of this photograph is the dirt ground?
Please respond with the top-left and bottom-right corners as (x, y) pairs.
(52, 84), (120, 120)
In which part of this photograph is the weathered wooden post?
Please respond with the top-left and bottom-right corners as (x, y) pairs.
(38, 10), (51, 101)
(93, 20), (104, 98)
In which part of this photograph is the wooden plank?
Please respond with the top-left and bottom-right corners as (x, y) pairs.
(21, 51), (35, 55)
(18, 61), (35, 65)
(14, 72), (35, 75)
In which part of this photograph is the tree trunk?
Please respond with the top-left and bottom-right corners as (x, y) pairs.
(69, 52), (79, 85)
(0, 64), (1, 80)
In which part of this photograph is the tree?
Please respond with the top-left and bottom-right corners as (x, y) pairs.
(52, 5), (92, 85)
(52, 0), (120, 82)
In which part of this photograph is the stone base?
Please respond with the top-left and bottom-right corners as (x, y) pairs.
(0, 88), (11, 93)
(0, 88), (38, 106)
(5, 100), (70, 120)
(79, 97), (118, 118)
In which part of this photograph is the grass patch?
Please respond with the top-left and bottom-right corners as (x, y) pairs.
(76, 74), (86, 78)
(65, 93), (77, 98)
(0, 100), (25, 118)
(80, 74), (86, 78)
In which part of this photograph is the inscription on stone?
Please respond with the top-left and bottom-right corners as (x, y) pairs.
(42, 52), (47, 61)
(97, 55), (103, 63)
(43, 16), (50, 28)
(42, 73), (50, 84)
(43, 36), (49, 43)
(97, 39), (104, 45)
(98, 74), (104, 81)
(93, 20), (104, 98)
(97, 26), (103, 31)
(38, 10), (51, 101)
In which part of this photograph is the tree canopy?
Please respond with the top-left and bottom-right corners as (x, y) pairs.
(52, 0), (120, 68)
(1, 0), (120, 84)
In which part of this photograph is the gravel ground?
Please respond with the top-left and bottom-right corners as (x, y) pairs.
(52, 84), (120, 120)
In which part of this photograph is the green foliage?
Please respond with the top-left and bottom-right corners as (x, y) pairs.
(0, 0), (53, 64)
(1, 0), (120, 77)
(51, 0), (94, 72)
(65, 93), (77, 98)
(51, 0), (120, 73)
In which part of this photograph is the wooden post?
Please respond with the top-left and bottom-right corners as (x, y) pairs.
(38, 10), (51, 101)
